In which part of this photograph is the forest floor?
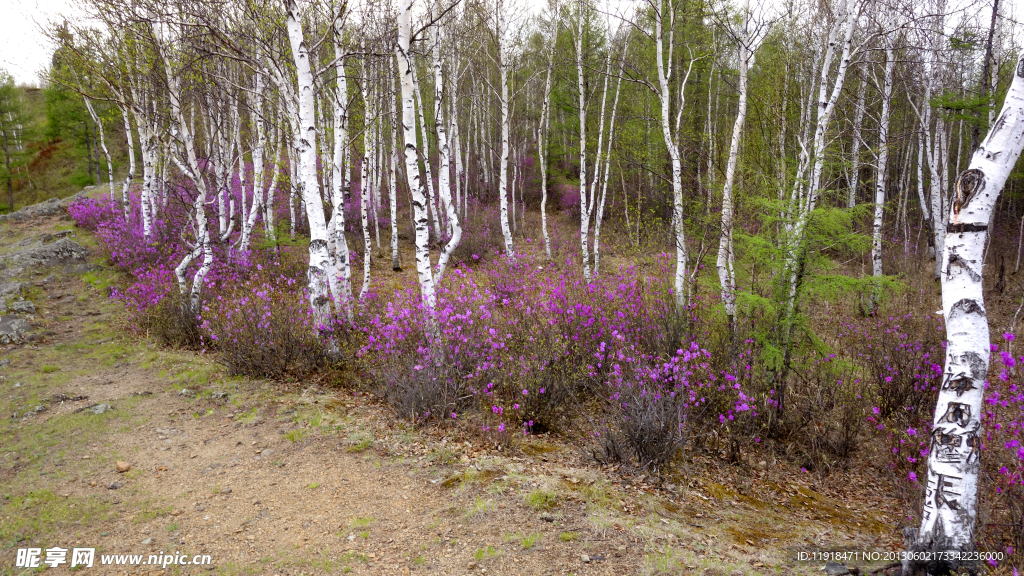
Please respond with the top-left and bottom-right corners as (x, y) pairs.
(0, 202), (911, 576)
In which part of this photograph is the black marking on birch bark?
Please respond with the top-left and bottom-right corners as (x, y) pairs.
(948, 298), (986, 321)
(1017, 55), (1024, 78)
(310, 239), (328, 251)
(946, 222), (988, 234)
(991, 109), (1009, 137)
(953, 169), (985, 215)
(943, 374), (977, 397)
(934, 474), (962, 510)
(939, 402), (972, 428)
(946, 253), (983, 282)
(931, 427), (963, 464)
(962, 350), (987, 379)
(964, 428), (981, 466)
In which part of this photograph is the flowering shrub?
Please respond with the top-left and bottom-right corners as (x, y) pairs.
(556, 183), (581, 220)
(203, 275), (330, 378)
(65, 165), (1024, 568)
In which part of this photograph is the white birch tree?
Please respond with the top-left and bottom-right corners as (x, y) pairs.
(285, 0), (335, 329)
(869, 41), (894, 313)
(397, 0), (439, 329)
(906, 50), (1024, 573)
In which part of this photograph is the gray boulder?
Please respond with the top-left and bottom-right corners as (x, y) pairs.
(0, 281), (27, 297)
(10, 301), (35, 314)
(0, 188), (92, 224)
(4, 238), (88, 270)
(0, 315), (31, 344)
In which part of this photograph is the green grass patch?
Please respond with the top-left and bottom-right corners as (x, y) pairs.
(0, 490), (112, 547)
(525, 488), (559, 511)
(473, 545), (501, 562)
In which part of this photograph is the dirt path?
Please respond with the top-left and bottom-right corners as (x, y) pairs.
(0, 211), (906, 576)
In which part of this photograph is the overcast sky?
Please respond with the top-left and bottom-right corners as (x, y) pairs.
(1, 0), (1020, 87)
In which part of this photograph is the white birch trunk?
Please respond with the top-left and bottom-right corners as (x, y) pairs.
(161, 51), (212, 313)
(411, 63), (441, 239)
(575, 2), (592, 281)
(119, 105), (135, 223)
(869, 46), (894, 312)
(390, 56), (401, 271)
(910, 50), (1024, 570)
(137, 117), (156, 238)
(497, 0), (515, 258)
(847, 75), (867, 208)
(82, 97), (113, 191)
(240, 71), (266, 254)
(654, 0), (690, 313)
(397, 0), (439, 329)
(717, 0), (751, 330)
(592, 52), (624, 278)
(265, 133), (283, 243)
(780, 0), (856, 334)
(538, 24), (556, 260)
(359, 53), (374, 300)
(286, 0), (335, 329)
(331, 25), (354, 320)
(433, 26), (461, 285)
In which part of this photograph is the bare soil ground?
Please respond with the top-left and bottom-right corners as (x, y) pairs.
(0, 212), (909, 576)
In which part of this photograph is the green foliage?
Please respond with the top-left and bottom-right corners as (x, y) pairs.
(0, 71), (33, 212)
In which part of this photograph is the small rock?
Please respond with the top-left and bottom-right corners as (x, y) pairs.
(221, 487), (232, 494)
(108, 482), (123, 490)
(116, 461), (130, 473)
(0, 281), (27, 298)
(261, 449), (274, 457)
(179, 389), (194, 397)
(0, 315), (32, 344)
(468, 562), (477, 569)
(591, 554), (606, 562)
(211, 391), (229, 399)
(141, 538), (152, 545)
(10, 301), (35, 314)
(89, 404), (113, 415)
(581, 554), (590, 563)
(0, 359), (8, 368)
(823, 562), (850, 576)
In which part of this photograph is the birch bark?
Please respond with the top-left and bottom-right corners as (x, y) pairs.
(359, 52), (374, 300)
(82, 97), (113, 193)
(538, 16), (556, 260)
(118, 105), (135, 222)
(869, 45), (894, 312)
(654, 0), (691, 313)
(496, 0), (515, 258)
(390, 56), (401, 271)
(286, 0), (335, 329)
(331, 18), (354, 319)
(908, 50), (1024, 573)
(397, 0), (439, 330)
(717, 0), (752, 333)
(846, 75), (866, 208)
(433, 25), (462, 284)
